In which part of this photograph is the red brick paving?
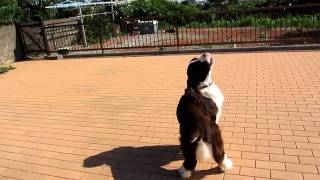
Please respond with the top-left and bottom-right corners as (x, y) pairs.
(0, 51), (320, 179)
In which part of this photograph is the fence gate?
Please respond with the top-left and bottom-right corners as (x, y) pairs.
(16, 22), (46, 55)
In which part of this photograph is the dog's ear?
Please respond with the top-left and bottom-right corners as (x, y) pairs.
(210, 55), (216, 67)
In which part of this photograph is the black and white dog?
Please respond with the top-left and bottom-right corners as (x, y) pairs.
(176, 53), (233, 178)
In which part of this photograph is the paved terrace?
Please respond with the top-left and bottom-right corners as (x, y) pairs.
(0, 51), (320, 180)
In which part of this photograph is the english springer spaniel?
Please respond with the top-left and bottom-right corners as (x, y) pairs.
(176, 53), (233, 178)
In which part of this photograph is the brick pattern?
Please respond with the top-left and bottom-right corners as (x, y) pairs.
(0, 51), (320, 179)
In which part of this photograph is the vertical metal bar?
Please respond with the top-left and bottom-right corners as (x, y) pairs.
(312, 13), (315, 43)
(164, 22), (167, 46)
(194, 24), (197, 46)
(51, 27), (55, 51)
(317, 13), (320, 42)
(239, 21), (242, 43)
(301, 15), (305, 43)
(249, 15), (251, 43)
(199, 24), (201, 45)
(176, 23), (179, 50)
(130, 22), (134, 48)
(182, 25), (185, 46)
(190, 27), (192, 45)
(216, 22), (219, 44)
(212, 25), (215, 44)
(285, 13), (288, 43)
(77, 23), (81, 51)
(244, 17), (251, 42)
(149, 23), (152, 47)
(207, 25), (210, 45)
(221, 18), (224, 44)
(112, 28), (116, 48)
(100, 24), (104, 54)
(138, 24), (141, 47)
(290, 12), (293, 34)
(199, 24), (201, 44)
(160, 21), (164, 46)
(255, 16), (257, 42)
(230, 19), (233, 44)
(265, 14), (268, 45)
(316, 14), (320, 41)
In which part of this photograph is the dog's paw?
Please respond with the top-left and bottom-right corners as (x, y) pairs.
(178, 166), (192, 178)
(219, 154), (233, 172)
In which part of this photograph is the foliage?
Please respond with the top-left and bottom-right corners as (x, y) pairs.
(116, 0), (201, 19)
(18, 0), (59, 21)
(0, 0), (24, 25)
(84, 15), (115, 45)
(183, 13), (320, 28)
(235, 0), (320, 8)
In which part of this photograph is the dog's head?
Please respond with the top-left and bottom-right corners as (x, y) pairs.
(187, 52), (215, 89)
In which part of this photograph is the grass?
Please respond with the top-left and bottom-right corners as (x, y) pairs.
(0, 65), (15, 74)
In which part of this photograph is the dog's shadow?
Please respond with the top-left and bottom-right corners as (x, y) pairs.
(83, 145), (223, 180)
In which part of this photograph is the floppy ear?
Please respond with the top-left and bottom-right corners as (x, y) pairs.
(210, 55), (216, 67)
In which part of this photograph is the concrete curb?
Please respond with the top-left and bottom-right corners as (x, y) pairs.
(53, 44), (320, 59)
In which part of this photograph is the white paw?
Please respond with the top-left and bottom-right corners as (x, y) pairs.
(178, 166), (192, 178)
(219, 154), (233, 172)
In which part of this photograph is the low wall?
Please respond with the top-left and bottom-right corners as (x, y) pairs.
(0, 25), (24, 66)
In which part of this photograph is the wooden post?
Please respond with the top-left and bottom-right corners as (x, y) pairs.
(79, 5), (88, 47)
(40, 19), (50, 55)
(14, 22), (27, 60)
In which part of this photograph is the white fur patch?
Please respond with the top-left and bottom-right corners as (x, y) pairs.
(199, 82), (224, 123)
(219, 154), (233, 171)
(178, 166), (192, 178)
(196, 138), (212, 162)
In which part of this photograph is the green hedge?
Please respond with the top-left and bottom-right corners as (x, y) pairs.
(183, 13), (320, 28)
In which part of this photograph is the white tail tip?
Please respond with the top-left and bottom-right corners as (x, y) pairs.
(219, 154), (233, 171)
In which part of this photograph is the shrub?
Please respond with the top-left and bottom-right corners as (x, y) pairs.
(0, 0), (23, 25)
(116, 0), (201, 19)
(84, 15), (115, 45)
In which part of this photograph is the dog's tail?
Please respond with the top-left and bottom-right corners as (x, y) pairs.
(195, 122), (225, 164)
(196, 138), (212, 162)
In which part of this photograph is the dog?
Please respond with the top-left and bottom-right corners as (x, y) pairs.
(176, 52), (233, 178)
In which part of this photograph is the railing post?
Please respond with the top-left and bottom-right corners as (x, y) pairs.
(99, 25), (104, 54)
(175, 23), (179, 50)
(40, 19), (50, 55)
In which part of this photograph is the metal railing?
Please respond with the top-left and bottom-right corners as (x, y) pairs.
(24, 4), (320, 55)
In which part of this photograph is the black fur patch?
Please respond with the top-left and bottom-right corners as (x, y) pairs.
(176, 58), (225, 171)
(187, 59), (211, 89)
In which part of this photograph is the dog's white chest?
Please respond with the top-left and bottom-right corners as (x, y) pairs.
(199, 83), (224, 111)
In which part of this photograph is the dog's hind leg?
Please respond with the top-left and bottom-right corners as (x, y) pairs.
(211, 123), (233, 171)
(179, 142), (198, 178)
